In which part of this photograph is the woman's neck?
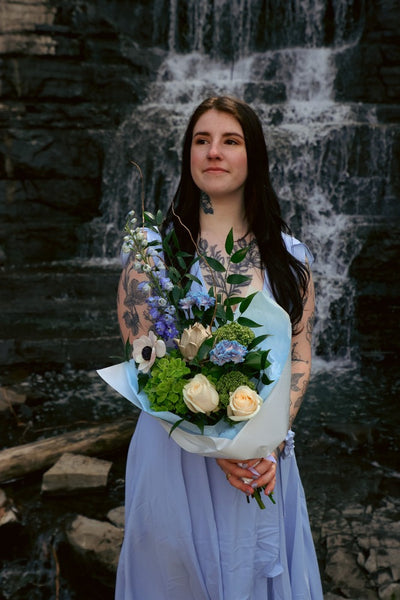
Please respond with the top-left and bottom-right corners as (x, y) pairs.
(199, 197), (248, 242)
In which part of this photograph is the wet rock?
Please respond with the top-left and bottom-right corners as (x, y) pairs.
(379, 583), (400, 600)
(323, 421), (375, 449)
(41, 453), (112, 494)
(107, 505), (124, 529)
(66, 514), (123, 578)
(0, 387), (26, 412)
(320, 497), (400, 599)
(0, 489), (19, 527)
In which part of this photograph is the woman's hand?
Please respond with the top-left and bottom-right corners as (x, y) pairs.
(216, 455), (277, 497)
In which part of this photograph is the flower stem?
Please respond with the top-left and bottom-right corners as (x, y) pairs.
(250, 487), (276, 509)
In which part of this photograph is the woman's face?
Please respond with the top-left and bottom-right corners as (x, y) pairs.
(190, 109), (248, 202)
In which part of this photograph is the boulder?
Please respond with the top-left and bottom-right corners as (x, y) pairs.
(41, 452), (112, 493)
(66, 514), (123, 575)
(0, 387), (26, 412)
(107, 506), (124, 529)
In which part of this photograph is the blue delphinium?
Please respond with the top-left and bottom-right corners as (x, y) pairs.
(145, 295), (178, 341)
(209, 340), (248, 366)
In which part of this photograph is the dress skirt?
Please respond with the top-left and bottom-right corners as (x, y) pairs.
(115, 412), (323, 600)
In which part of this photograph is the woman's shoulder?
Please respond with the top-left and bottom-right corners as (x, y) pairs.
(281, 232), (314, 266)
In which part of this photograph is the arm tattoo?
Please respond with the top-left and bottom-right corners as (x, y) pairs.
(120, 255), (150, 338)
(198, 237), (262, 298)
(291, 342), (309, 364)
(289, 378), (309, 427)
(291, 372), (305, 392)
(306, 309), (315, 344)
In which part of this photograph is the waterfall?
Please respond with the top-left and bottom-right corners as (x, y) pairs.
(88, 0), (394, 365)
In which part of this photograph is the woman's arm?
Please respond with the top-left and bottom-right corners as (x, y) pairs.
(117, 253), (153, 344)
(216, 271), (315, 497)
(288, 272), (315, 429)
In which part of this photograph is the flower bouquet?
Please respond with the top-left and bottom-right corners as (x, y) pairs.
(98, 209), (292, 507)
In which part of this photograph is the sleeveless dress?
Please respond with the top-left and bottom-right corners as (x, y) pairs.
(115, 234), (324, 600)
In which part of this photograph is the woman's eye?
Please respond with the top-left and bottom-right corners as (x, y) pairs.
(194, 138), (208, 145)
(225, 139), (238, 145)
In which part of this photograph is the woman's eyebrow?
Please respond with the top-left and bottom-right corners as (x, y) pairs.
(193, 131), (244, 139)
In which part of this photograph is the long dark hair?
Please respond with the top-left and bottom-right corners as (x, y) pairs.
(162, 96), (310, 332)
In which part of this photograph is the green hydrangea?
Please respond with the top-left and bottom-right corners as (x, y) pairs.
(144, 355), (190, 416)
(214, 321), (255, 347)
(216, 371), (255, 407)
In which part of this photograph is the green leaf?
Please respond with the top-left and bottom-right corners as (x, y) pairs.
(224, 296), (244, 306)
(197, 336), (214, 361)
(239, 291), (258, 313)
(225, 305), (234, 322)
(144, 211), (155, 224)
(168, 266), (181, 281)
(237, 316), (263, 328)
(230, 246), (249, 264)
(172, 285), (182, 305)
(155, 210), (164, 226)
(184, 273), (203, 285)
(225, 228), (234, 255)
(177, 254), (187, 270)
(247, 334), (270, 350)
(262, 373), (274, 385)
(226, 274), (250, 285)
(124, 339), (132, 362)
(169, 419), (184, 436)
(204, 256), (226, 272)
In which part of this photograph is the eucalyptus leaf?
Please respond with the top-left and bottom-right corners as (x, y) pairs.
(225, 228), (234, 255)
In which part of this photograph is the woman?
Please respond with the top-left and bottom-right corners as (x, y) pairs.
(116, 96), (323, 599)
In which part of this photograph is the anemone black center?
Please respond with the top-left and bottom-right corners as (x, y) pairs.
(142, 346), (152, 361)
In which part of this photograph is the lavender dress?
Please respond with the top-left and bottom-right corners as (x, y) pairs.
(115, 234), (323, 600)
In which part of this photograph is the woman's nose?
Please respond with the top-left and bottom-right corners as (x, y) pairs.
(207, 142), (222, 158)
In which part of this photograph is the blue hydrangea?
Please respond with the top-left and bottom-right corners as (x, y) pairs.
(179, 291), (216, 311)
(209, 340), (248, 366)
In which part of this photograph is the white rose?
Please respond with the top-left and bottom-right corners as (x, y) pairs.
(227, 386), (262, 421)
(183, 374), (219, 414)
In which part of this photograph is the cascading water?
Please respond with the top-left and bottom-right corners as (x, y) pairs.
(89, 0), (396, 365)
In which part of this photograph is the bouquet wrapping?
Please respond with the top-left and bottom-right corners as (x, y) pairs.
(98, 290), (291, 459)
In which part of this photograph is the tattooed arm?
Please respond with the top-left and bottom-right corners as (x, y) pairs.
(288, 272), (315, 429)
(117, 253), (152, 345)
